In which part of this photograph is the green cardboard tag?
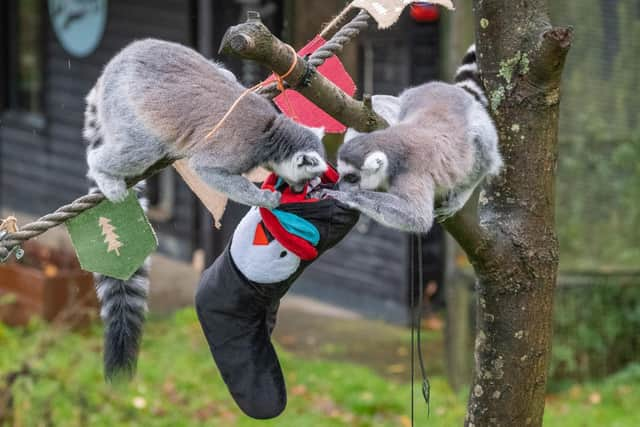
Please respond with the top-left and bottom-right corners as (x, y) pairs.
(66, 191), (158, 280)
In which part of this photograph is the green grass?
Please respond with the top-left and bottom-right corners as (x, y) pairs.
(1, 309), (639, 426)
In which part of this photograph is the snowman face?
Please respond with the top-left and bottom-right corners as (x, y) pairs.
(230, 208), (301, 284)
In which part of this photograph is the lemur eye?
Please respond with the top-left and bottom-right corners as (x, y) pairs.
(342, 173), (360, 184)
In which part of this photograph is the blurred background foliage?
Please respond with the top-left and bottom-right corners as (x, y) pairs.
(551, 0), (640, 270)
(546, 1), (640, 386)
(551, 276), (640, 382)
(1, 308), (639, 427)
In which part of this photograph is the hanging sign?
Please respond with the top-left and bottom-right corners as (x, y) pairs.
(66, 191), (157, 280)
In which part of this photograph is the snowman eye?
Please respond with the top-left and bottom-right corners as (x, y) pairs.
(279, 251), (287, 258)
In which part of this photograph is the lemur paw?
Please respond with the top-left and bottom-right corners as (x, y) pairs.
(257, 190), (281, 209)
(100, 180), (128, 203)
(317, 189), (355, 207)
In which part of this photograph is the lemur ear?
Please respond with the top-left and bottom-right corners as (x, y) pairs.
(362, 151), (388, 175)
(305, 126), (326, 141)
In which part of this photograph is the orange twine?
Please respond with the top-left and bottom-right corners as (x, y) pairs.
(205, 44), (299, 140)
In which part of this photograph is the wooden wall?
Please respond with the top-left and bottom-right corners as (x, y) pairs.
(0, 0), (198, 260)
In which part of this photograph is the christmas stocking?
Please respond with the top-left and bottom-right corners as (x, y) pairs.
(195, 166), (359, 419)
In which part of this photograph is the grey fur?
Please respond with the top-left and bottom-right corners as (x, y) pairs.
(326, 46), (502, 233)
(84, 38), (326, 207)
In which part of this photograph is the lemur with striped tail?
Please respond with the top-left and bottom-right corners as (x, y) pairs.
(83, 38), (327, 208)
(322, 45), (502, 233)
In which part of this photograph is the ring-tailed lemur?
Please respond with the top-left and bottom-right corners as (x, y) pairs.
(321, 45), (502, 233)
(84, 38), (327, 208)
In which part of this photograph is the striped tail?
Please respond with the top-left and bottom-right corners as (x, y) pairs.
(84, 87), (152, 379)
(89, 182), (151, 380)
(454, 44), (489, 108)
(83, 84), (103, 150)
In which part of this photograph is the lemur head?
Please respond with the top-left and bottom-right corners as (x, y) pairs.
(267, 117), (327, 187)
(337, 135), (389, 192)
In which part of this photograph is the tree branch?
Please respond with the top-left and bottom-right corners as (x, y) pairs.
(219, 14), (388, 132)
(519, 26), (573, 104)
(441, 188), (490, 261)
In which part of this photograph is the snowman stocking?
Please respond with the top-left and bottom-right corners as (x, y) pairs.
(195, 167), (359, 419)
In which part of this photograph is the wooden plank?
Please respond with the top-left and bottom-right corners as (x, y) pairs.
(1, 0), (195, 242)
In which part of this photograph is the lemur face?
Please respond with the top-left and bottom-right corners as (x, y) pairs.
(272, 151), (327, 187)
(270, 125), (327, 187)
(337, 151), (389, 192)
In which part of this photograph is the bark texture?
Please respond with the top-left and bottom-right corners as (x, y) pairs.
(221, 5), (571, 424)
(220, 18), (388, 132)
(441, 2), (571, 425)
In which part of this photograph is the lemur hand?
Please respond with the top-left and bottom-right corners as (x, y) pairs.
(257, 190), (282, 209)
(316, 189), (357, 208)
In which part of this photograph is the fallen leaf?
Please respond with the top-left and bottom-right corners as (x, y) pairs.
(291, 384), (308, 396)
(568, 385), (582, 399)
(132, 396), (147, 409)
(314, 396), (342, 416)
(194, 403), (218, 421)
(588, 392), (602, 405)
(386, 363), (406, 374)
(396, 346), (409, 356)
(278, 335), (297, 345)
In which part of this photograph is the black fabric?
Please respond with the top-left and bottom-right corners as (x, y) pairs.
(195, 198), (359, 419)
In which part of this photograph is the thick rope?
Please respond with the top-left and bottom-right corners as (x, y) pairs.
(0, 157), (174, 261)
(308, 10), (370, 68)
(258, 9), (370, 98)
(0, 10), (371, 262)
(0, 194), (105, 260)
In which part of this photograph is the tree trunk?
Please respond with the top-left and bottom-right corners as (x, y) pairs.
(442, 2), (572, 425)
(221, 4), (572, 424)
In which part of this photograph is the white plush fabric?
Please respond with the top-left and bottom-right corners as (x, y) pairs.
(230, 208), (301, 284)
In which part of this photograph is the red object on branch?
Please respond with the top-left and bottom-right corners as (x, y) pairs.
(264, 36), (357, 134)
(410, 3), (440, 23)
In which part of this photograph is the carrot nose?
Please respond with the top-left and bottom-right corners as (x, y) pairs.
(253, 222), (270, 246)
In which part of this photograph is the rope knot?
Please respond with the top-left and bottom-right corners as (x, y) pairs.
(0, 216), (19, 234)
(0, 216), (23, 262)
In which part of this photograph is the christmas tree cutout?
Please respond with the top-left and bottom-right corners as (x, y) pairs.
(99, 216), (123, 256)
(67, 191), (157, 280)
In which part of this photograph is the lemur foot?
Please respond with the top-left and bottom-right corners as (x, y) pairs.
(434, 201), (462, 222)
(94, 174), (128, 203)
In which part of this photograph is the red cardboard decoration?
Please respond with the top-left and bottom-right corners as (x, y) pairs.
(266, 36), (357, 134)
(410, 3), (440, 22)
